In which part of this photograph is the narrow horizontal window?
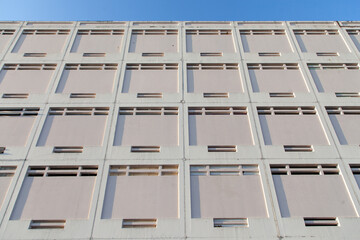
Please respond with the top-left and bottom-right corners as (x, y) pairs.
(189, 107), (247, 115)
(214, 218), (248, 227)
(130, 146), (161, 153)
(294, 29), (339, 35)
(3, 64), (56, 71)
(109, 165), (178, 176)
(48, 107), (109, 116)
(186, 29), (232, 35)
(284, 145), (313, 152)
(119, 107), (178, 115)
(270, 164), (339, 175)
(22, 29), (70, 35)
(326, 106), (360, 115)
(187, 63), (238, 70)
(0, 166), (16, 177)
(0, 29), (15, 35)
(2, 93), (29, 99)
(304, 217), (339, 227)
(126, 63), (178, 70)
(77, 29), (124, 35)
(308, 63), (359, 70)
(190, 165), (259, 176)
(122, 219), (157, 228)
(316, 52), (339, 57)
(27, 165), (98, 177)
(65, 63), (117, 70)
(29, 220), (66, 229)
(0, 107), (39, 116)
(240, 29), (285, 35)
(132, 29), (178, 35)
(257, 106), (316, 115)
(248, 63), (299, 70)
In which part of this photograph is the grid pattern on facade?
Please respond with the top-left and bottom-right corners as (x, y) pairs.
(0, 21), (359, 240)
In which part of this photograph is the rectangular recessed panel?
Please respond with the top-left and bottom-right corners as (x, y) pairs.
(114, 107), (178, 146)
(0, 29), (15, 52)
(56, 64), (116, 94)
(0, 64), (55, 94)
(326, 106), (360, 145)
(102, 165), (178, 219)
(187, 64), (242, 93)
(0, 166), (16, 209)
(71, 29), (124, 53)
(248, 64), (307, 93)
(11, 165), (97, 220)
(240, 30), (292, 53)
(258, 107), (329, 146)
(271, 164), (356, 218)
(189, 107), (253, 146)
(294, 30), (349, 53)
(191, 165), (267, 218)
(12, 29), (70, 54)
(0, 108), (38, 147)
(123, 64), (178, 94)
(186, 30), (235, 53)
(37, 107), (108, 147)
(308, 64), (360, 93)
(129, 30), (178, 53)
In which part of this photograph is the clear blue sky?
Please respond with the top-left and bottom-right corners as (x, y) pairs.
(0, 0), (359, 21)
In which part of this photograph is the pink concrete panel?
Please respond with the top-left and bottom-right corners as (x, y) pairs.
(71, 34), (123, 53)
(12, 34), (68, 53)
(129, 35), (177, 53)
(0, 177), (12, 209)
(37, 115), (107, 147)
(189, 115), (254, 146)
(122, 70), (178, 93)
(186, 35), (235, 53)
(56, 70), (115, 94)
(310, 69), (360, 92)
(191, 175), (268, 218)
(273, 175), (357, 217)
(102, 175), (178, 219)
(114, 115), (178, 146)
(187, 69), (243, 93)
(241, 35), (292, 53)
(259, 115), (329, 145)
(0, 70), (54, 94)
(0, 117), (35, 147)
(249, 69), (308, 93)
(0, 35), (13, 52)
(295, 35), (349, 53)
(329, 115), (360, 145)
(11, 177), (95, 220)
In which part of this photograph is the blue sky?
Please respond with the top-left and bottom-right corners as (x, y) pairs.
(0, 0), (359, 21)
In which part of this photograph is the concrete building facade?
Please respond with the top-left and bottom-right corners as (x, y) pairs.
(0, 21), (359, 239)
